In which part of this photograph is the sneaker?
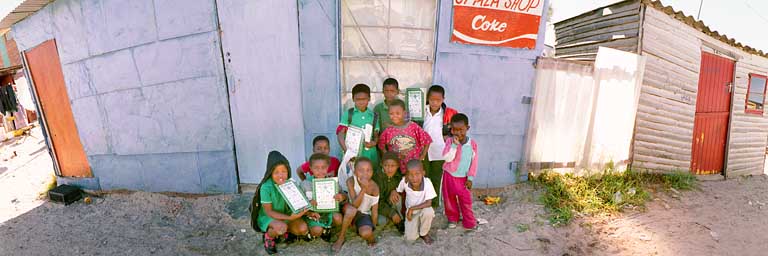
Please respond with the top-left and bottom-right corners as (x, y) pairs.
(464, 226), (479, 233)
(447, 223), (457, 229)
(320, 229), (332, 242)
(263, 233), (278, 255)
(284, 233), (298, 244)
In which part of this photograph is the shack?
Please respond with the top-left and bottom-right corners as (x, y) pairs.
(555, 0), (768, 177)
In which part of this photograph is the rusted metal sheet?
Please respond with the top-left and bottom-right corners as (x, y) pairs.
(691, 52), (733, 175)
(24, 39), (92, 177)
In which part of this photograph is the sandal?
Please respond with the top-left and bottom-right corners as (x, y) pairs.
(263, 233), (278, 255)
(420, 235), (434, 245)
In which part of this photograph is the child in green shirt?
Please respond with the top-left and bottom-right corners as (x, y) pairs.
(374, 78), (400, 130)
(337, 83), (381, 170)
(300, 153), (346, 242)
(250, 151), (317, 255)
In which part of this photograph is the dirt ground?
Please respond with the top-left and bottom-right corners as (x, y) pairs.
(2, 126), (768, 256)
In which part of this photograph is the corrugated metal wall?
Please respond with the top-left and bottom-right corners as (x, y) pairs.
(554, 0), (641, 61)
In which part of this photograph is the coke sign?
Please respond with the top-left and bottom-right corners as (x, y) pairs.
(451, 0), (544, 49)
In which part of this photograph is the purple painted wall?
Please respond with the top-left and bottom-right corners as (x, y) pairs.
(432, 0), (549, 187)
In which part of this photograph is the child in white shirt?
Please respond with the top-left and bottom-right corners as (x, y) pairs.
(394, 160), (436, 244)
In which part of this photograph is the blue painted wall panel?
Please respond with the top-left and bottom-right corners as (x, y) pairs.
(298, 0), (342, 158)
(433, 0), (549, 186)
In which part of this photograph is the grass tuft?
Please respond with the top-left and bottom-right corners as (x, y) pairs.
(532, 169), (696, 226)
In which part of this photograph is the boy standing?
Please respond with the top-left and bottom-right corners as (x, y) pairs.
(297, 135), (341, 181)
(337, 84), (380, 170)
(422, 85), (458, 208)
(395, 160), (436, 244)
(373, 78), (400, 130)
(442, 114), (478, 231)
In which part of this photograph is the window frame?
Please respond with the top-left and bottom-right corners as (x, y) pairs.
(746, 73), (768, 115)
(338, 0), (440, 107)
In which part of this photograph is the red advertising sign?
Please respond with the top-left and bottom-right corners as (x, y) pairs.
(451, 0), (544, 49)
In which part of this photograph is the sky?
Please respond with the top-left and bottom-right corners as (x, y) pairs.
(0, 0), (23, 21)
(547, 0), (768, 52)
(0, 0), (765, 52)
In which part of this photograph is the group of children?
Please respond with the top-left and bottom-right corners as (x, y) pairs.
(250, 79), (479, 254)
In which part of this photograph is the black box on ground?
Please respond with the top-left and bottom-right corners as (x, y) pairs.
(48, 185), (82, 205)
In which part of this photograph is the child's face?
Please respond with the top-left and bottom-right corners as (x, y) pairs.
(388, 105), (406, 126)
(313, 140), (330, 155)
(427, 92), (444, 112)
(310, 159), (329, 178)
(354, 161), (374, 182)
(406, 166), (424, 187)
(382, 159), (399, 177)
(353, 92), (370, 111)
(451, 121), (469, 142)
(383, 84), (399, 101)
(271, 165), (289, 185)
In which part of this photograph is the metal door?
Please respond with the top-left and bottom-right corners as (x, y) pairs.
(25, 40), (92, 177)
(691, 52), (733, 174)
(216, 0), (306, 183)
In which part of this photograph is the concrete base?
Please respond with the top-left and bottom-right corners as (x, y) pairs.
(56, 176), (101, 191)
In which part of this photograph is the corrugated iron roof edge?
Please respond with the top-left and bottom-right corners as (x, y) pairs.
(555, 0), (768, 58)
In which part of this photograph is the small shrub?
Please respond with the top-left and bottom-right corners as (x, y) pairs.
(533, 169), (697, 226)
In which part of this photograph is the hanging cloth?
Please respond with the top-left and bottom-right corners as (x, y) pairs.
(0, 85), (18, 113)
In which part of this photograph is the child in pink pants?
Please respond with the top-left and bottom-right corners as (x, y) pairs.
(441, 113), (478, 230)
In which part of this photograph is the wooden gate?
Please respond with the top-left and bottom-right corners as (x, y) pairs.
(691, 52), (733, 175)
(25, 40), (92, 177)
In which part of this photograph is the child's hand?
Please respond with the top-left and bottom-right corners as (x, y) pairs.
(389, 191), (401, 205)
(334, 193), (345, 202)
(307, 212), (321, 221)
(290, 209), (310, 220)
(406, 208), (414, 221)
(310, 200), (318, 207)
(465, 180), (473, 190)
(364, 141), (377, 148)
(392, 213), (402, 224)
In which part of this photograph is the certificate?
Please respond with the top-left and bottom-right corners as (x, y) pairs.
(277, 181), (310, 214)
(406, 88), (425, 122)
(312, 178), (340, 213)
(344, 126), (365, 157)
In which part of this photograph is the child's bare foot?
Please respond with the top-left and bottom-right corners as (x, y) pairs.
(420, 235), (434, 245)
(331, 238), (345, 252)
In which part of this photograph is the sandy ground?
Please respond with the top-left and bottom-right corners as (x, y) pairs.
(2, 126), (768, 256)
(0, 124), (53, 224)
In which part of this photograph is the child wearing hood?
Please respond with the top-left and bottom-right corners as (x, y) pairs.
(251, 151), (318, 255)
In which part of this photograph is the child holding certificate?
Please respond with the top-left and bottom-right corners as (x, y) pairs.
(337, 84), (380, 171)
(250, 151), (317, 255)
(378, 99), (432, 174)
(300, 153), (345, 242)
